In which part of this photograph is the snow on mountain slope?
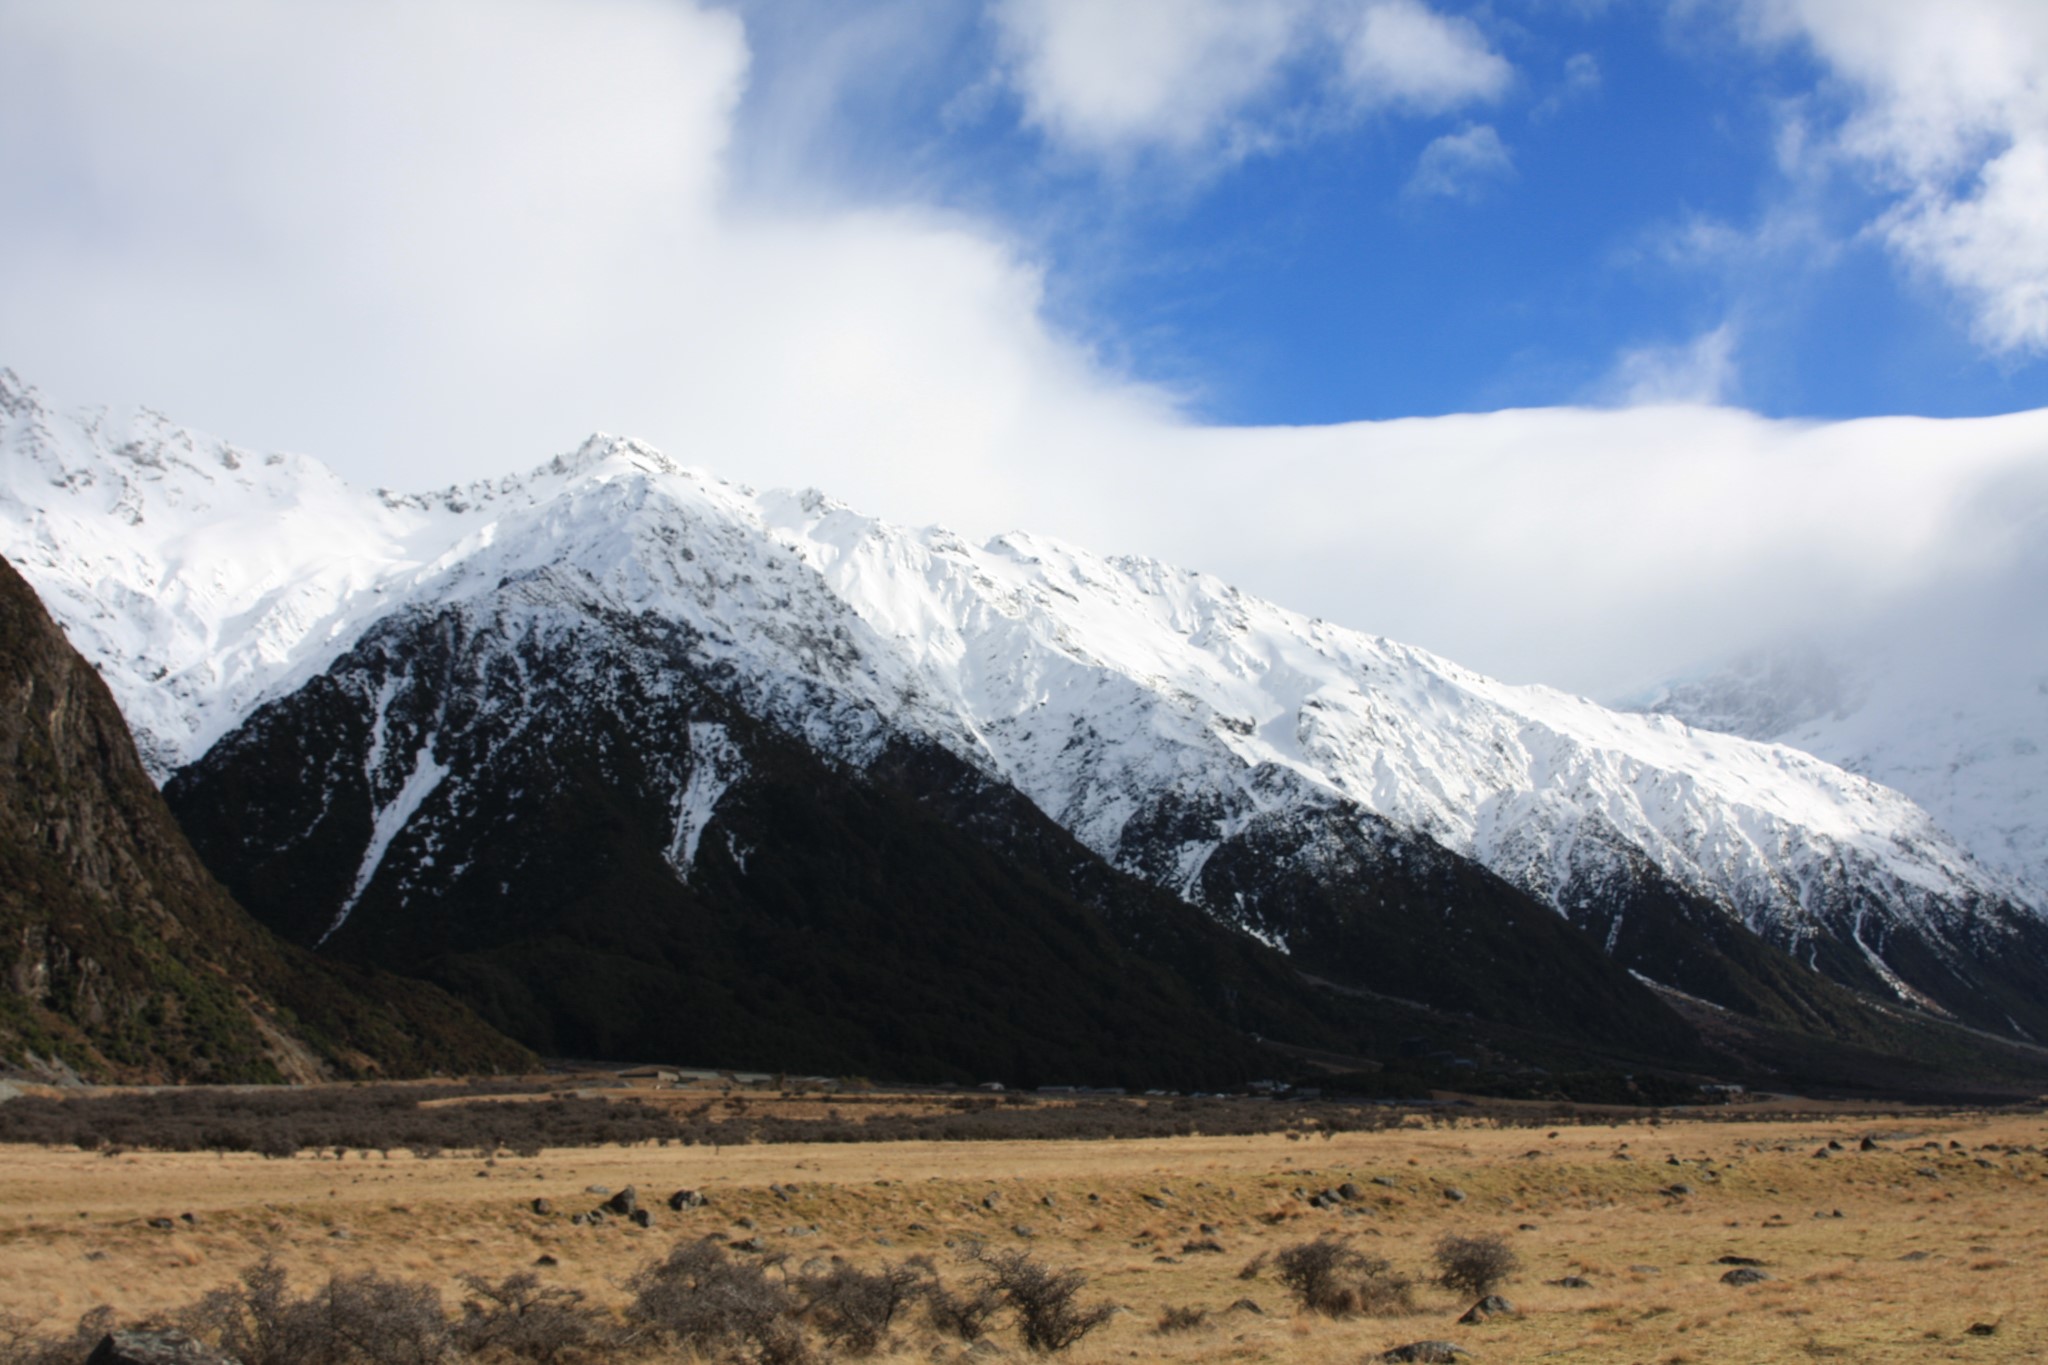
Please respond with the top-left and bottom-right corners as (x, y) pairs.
(0, 369), (449, 775)
(2, 371), (2037, 1013)
(750, 493), (2034, 950)
(1639, 536), (2048, 906)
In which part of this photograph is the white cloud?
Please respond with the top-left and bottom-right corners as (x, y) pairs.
(1334, 0), (1513, 113)
(987, 0), (1308, 159)
(1736, 0), (2048, 352)
(0, 0), (1170, 521)
(988, 0), (1509, 168)
(2, 0), (2043, 708)
(1602, 323), (1741, 406)
(1405, 123), (1514, 200)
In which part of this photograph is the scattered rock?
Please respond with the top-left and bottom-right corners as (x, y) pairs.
(1142, 1194), (1169, 1209)
(1548, 1276), (1592, 1289)
(731, 1236), (765, 1253)
(1182, 1238), (1226, 1254)
(1812, 1148), (1830, 1159)
(1966, 1323), (1999, 1337)
(1517, 1223), (1539, 1232)
(179, 1213), (198, 1225)
(668, 1189), (706, 1210)
(630, 1209), (654, 1229)
(1371, 1176), (1400, 1188)
(1338, 1182), (1363, 1201)
(1199, 1222), (1222, 1235)
(1011, 1224), (1034, 1239)
(85, 1330), (240, 1365)
(146, 1217), (176, 1230)
(1714, 1255), (1766, 1266)
(1227, 1298), (1265, 1315)
(1458, 1295), (1516, 1323)
(584, 1185), (610, 1196)
(734, 1216), (757, 1230)
(1662, 1184), (1694, 1197)
(1040, 1193), (1058, 1207)
(1899, 1250), (1932, 1262)
(534, 1254), (559, 1267)
(531, 1198), (553, 1216)
(1380, 1341), (1470, 1362)
(569, 1214), (588, 1227)
(602, 1187), (639, 1217)
(982, 1193), (1002, 1211)
(1860, 1136), (1881, 1152)
(1720, 1268), (1771, 1286)
(1442, 1187), (1467, 1203)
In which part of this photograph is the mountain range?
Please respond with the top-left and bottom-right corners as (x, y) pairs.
(4, 368), (2046, 1092)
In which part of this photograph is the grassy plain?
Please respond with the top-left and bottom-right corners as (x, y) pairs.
(2, 1093), (2045, 1362)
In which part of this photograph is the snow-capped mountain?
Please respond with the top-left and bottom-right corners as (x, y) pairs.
(1638, 543), (2048, 909)
(6, 368), (2046, 1049)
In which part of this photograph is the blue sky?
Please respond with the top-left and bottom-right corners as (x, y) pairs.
(733, 0), (2048, 425)
(2, 0), (2046, 695)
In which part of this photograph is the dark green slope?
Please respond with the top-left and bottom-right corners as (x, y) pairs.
(0, 554), (531, 1082)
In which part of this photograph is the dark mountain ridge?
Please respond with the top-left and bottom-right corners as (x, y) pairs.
(0, 554), (530, 1082)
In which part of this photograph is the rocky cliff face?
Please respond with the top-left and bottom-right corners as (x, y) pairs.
(0, 553), (529, 1081)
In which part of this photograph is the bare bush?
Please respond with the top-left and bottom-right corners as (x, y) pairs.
(454, 1273), (602, 1363)
(178, 1259), (447, 1365)
(1432, 1233), (1519, 1299)
(794, 1261), (922, 1356)
(323, 1271), (448, 1365)
(182, 1259), (341, 1365)
(1274, 1236), (1414, 1317)
(971, 1249), (1114, 1353)
(0, 1307), (115, 1365)
(625, 1238), (804, 1362)
(922, 1277), (1002, 1342)
(1155, 1305), (1208, 1334)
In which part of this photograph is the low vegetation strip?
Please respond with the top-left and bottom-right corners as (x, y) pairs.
(0, 1241), (1118, 1364)
(0, 1086), (1443, 1155)
(0, 1077), (1926, 1157)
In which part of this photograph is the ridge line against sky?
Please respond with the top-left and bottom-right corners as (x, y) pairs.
(2, 0), (2046, 700)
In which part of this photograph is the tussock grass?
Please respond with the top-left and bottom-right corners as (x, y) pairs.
(0, 1104), (2045, 1361)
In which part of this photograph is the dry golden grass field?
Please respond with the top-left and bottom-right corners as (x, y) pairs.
(3, 1095), (2046, 1362)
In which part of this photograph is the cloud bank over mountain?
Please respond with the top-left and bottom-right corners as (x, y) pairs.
(2, 1), (2046, 699)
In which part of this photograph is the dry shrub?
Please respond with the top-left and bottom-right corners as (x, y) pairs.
(0, 1307), (116, 1365)
(1155, 1305), (1208, 1334)
(181, 1258), (447, 1365)
(1432, 1233), (1520, 1298)
(922, 1270), (1002, 1343)
(1274, 1235), (1414, 1317)
(624, 1238), (806, 1364)
(454, 1272), (603, 1363)
(970, 1248), (1115, 1353)
(794, 1261), (922, 1356)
